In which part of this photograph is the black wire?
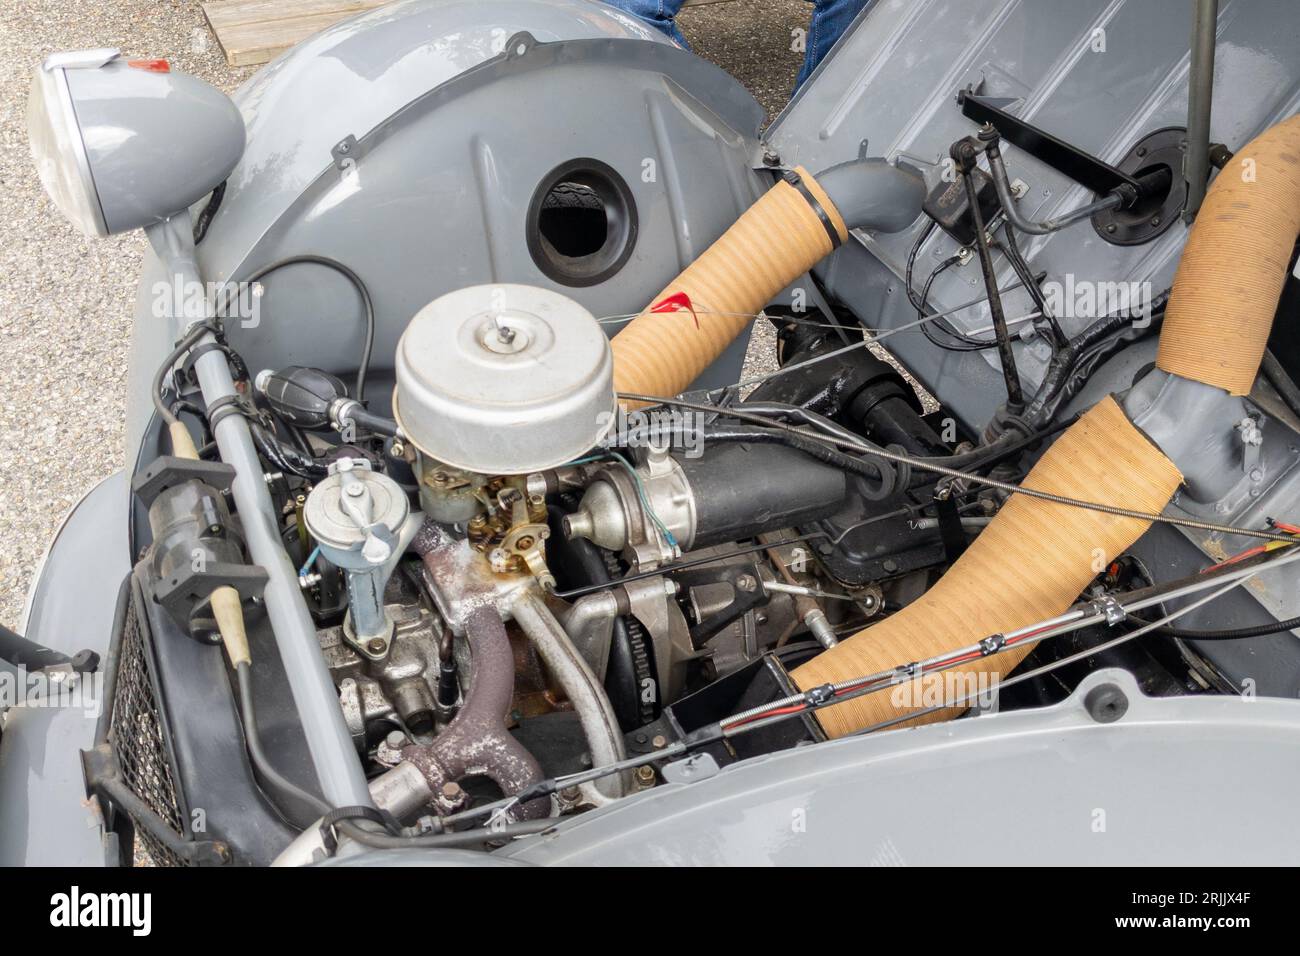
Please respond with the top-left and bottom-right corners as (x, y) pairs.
(333, 817), (556, 851)
(249, 421), (328, 478)
(999, 222), (1064, 346)
(225, 255), (376, 402)
(906, 221), (1002, 352)
(1122, 553), (1300, 642)
(1023, 290), (1170, 427)
(904, 220), (939, 313)
(152, 322), (215, 426)
(235, 662), (332, 821)
(919, 256), (996, 351)
(192, 181), (226, 244)
(1155, 615), (1300, 640)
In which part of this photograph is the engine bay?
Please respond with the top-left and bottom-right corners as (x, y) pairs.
(20, 1), (1300, 868)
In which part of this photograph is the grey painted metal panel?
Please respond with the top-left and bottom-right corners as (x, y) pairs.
(126, 0), (767, 450)
(767, 0), (1300, 428)
(0, 471), (130, 866)
(496, 670), (1300, 865)
(200, 0), (670, 275)
(210, 35), (765, 391)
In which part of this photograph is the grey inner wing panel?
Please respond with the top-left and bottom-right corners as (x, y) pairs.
(496, 670), (1300, 866)
(766, 0), (1300, 429)
(206, 36), (767, 394)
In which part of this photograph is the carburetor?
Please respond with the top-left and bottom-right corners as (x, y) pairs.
(392, 283), (617, 586)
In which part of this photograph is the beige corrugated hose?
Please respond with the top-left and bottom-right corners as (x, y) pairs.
(611, 166), (846, 405)
(792, 397), (1182, 735)
(607, 117), (1299, 737)
(1157, 114), (1300, 394)
(792, 113), (1300, 736)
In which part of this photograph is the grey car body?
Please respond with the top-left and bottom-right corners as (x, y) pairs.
(5, 0), (1300, 865)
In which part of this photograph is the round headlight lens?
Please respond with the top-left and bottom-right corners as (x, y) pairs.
(27, 59), (109, 237)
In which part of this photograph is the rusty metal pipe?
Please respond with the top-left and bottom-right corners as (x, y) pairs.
(513, 593), (627, 799)
(399, 603), (549, 820)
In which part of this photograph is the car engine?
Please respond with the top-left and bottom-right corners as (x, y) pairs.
(17, 0), (1300, 868)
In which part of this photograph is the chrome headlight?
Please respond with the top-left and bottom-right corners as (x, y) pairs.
(27, 49), (117, 236)
(27, 49), (246, 237)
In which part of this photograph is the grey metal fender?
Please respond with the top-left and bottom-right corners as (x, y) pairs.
(123, 0), (770, 459)
(197, 0), (671, 273)
(0, 471), (131, 865)
(767, 0), (1300, 430)
(490, 669), (1300, 865)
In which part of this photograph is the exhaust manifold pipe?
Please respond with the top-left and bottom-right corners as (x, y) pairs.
(398, 601), (549, 820)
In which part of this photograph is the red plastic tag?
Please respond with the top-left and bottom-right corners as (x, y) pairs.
(649, 291), (699, 329)
(127, 59), (171, 73)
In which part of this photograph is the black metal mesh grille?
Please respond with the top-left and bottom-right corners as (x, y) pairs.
(110, 594), (186, 867)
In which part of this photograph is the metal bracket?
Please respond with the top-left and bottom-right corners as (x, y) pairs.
(81, 743), (231, 866)
(958, 90), (1140, 196)
(332, 134), (359, 171)
(660, 752), (720, 785)
(1094, 595), (1127, 627)
(0, 623), (99, 675)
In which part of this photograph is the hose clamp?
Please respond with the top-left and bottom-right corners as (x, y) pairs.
(206, 393), (250, 430)
(805, 683), (836, 707)
(783, 170), (843, 250)
(1094, 595), (1127, 626)
(330, 397), (361, 432)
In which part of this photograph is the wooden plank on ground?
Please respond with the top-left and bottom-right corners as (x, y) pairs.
(201, 0), (391, 67)
(202, 0), (741, 68)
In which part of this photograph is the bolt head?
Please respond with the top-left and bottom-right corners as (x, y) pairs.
(367, 638), (387, 654)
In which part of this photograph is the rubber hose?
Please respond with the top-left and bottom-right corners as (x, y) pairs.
(1156, 114), (1300, 394)
(792, 396), (1182, 736)
(612, 161), (923, 404)
(790, 114), (1300, 737)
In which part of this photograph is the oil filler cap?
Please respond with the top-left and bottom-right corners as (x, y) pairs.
(394, 284), (615, 474)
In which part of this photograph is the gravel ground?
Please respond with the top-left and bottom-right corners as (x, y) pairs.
(0, 0), (807, 628)
(0, 1), (253, 627)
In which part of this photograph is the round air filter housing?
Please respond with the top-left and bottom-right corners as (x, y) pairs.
(394, 284), (616, 474)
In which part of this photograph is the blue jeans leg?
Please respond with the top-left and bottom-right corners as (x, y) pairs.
(607, 0), (691, 48)
(795, 0), (869, 89)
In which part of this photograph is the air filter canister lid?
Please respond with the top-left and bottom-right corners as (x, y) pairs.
(394, 284), (616, 474)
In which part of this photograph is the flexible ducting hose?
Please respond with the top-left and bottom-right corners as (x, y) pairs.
(606, 118), (1297, 736)
(793, 396), (1182, 735)
(1157, 114), (1300, 394)
(612, 160), (924, 403)
(790, 114), (1300, 736)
